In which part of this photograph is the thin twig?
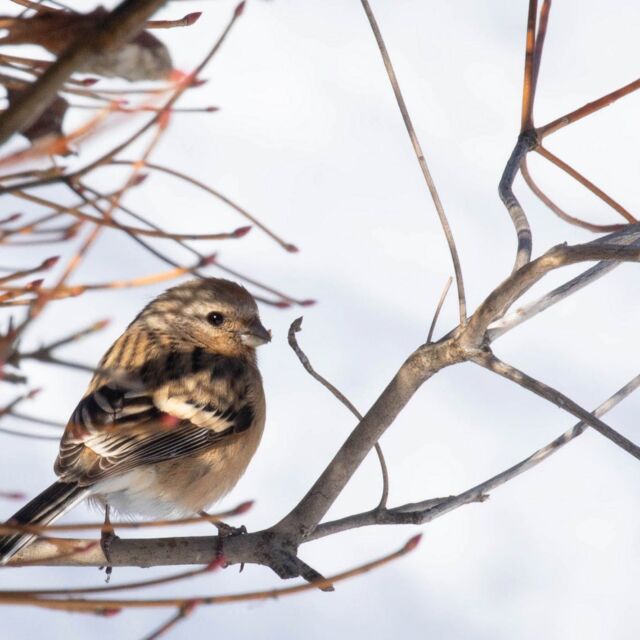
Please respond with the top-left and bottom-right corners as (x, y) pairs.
(359, 0), (467, 325)
(530, 0), (552, 113)
(474, 351), (640, 461)
(288, 317), (389, 509)
(520, 157), (626, 233)
(535, 145), (636, 223)
(426, 276), (452, 344)
(111, 160), (298, 252)
(538, 78), (640, 138)
(520, 0), (538, 131)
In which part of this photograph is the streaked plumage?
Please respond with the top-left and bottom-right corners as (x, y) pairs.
(0, 278), (270, 564)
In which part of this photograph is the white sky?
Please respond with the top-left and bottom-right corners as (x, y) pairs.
(1, 1), (639, 638)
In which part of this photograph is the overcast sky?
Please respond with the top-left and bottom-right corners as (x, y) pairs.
(2, 1), (640, 638)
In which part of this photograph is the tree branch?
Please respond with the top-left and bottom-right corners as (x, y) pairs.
(0, 0), (168, 145)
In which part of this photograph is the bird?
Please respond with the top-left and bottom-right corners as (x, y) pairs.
(0, 277), (271, 565)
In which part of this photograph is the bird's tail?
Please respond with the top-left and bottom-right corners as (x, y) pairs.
(0, 481), (90, 565)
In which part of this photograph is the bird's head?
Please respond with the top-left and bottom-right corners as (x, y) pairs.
(137, 278), (271, 357)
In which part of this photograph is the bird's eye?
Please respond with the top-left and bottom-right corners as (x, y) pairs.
(206, 311), (225, 326)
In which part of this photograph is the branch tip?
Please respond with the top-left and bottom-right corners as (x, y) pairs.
(184, 12), (202, 26)
(290, 316), (304, 334)
(234, 499), (254, 515)
(42, 256), (60, 269)
(403, 534), (423, 552)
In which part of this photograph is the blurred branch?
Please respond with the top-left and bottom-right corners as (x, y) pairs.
(0, 0), (168, 145)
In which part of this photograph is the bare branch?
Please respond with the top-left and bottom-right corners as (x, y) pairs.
(498, 131), (535, 272)
(538, 78), (640, 138)
(426, 276), (452, 344)
(0, 0), (168, 145)
(487, 226), (640, 340)
(359, 0), (467, 325)
(474, 351), (640, 460)
(275, 337), (466, 539)
(536, 145), (636, 223)
(313, 369), (640, 542)
(287, 317), (389, 509)
(520, 156), (626, 233)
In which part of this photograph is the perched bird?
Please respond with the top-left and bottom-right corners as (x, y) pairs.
(0, 278), (270, 564)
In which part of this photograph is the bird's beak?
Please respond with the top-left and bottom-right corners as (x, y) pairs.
(241, 318), (272, 347)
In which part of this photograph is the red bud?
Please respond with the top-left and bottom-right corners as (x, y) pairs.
(27, 279), (44, 290)
(182, 599), (201, 614)
(0, 491), (26, 500)
(131, 173), (149, 187)
(199, 254), (217, 267)
(41, 256), (60, 269)
(273, 301), (291, 309)
(184, 12), (202, 25)
(233, 226), (252, 238)
(285, 244), (299, 253)
(99, 608), (122, 617)
(157, 109), (171, 130)
(300, 299), (316, 307)
(234, 1), (246, 17)
(403, 534), (423, 552)
(234, 500), (254, 514)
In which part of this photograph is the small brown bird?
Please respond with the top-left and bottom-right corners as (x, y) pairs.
(0, 278), (270, 564)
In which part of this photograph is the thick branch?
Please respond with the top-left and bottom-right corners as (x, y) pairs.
(15, 369), (640, 566)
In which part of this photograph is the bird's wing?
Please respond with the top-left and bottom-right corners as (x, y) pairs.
(56, 356), (258, 484)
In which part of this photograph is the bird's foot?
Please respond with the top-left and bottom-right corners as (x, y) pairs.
(214, 521), (247, 538)
(214, 521), (247, 572)
(199, 511), (247, 571)
(99, 505), (119, 583)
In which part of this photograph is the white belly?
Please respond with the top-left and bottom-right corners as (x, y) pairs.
(93, 467), (193, 519)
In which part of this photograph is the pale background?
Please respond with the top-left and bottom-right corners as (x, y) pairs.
(1, 1), (639, 638)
